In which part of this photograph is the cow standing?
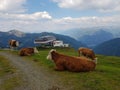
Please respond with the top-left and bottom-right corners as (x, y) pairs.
(9, 39), (19, 50)
(78, 47), (97, 61)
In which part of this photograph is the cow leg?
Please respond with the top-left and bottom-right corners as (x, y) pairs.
(55, 64), (64, 71)
(10, 47), (14, 51)
(24, 52), (31, 56)
(79, 51), (83, 57)
(78, 51), (81, 56)
(14, 47), (18, 50)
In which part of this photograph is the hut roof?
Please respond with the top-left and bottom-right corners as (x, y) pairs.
(34, 36), (56, 44)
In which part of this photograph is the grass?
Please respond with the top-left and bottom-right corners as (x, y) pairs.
(30, 47), (120, 90)
(1, 47), (120, 90)
(0, 56), (16, 76)
(0, 76), (22, 90)
(0, 55), (22, 90)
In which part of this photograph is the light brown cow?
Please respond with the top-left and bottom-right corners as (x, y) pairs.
(19, 47), (39, 56)
(78, 47), (97, 61)
(47, 49), (97, 72)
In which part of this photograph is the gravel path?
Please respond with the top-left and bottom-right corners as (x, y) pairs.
(0, 51), (67, 90)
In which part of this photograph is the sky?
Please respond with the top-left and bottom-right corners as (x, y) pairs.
(0, 0), (120, 33)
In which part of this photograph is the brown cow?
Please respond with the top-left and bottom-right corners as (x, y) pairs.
(19, 47), (39, 56)
(78, 47), (97, 61)
(9, 39), (19, 50)
(47, 49), (97, 72)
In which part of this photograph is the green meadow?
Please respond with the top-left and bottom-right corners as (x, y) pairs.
(0, 47), (120, 90)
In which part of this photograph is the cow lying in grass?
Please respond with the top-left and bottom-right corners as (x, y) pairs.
(78, 47), (97, 61)
(19, 47), (39, 56)
(47, 49), (97, 72)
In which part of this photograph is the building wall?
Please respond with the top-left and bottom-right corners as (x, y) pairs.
(53, 41), (64, 47)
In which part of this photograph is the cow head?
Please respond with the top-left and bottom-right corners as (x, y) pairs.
(33, 47), (39, 53)
(93, 58), (98, 64)
(16, 41), (19, 47)
(46, 49), (56, 61)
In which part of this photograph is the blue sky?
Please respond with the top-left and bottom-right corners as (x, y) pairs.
(0, 0), (120, 33)
(26, 0), (119, 18)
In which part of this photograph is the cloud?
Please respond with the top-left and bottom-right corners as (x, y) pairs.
(0, 12), (120, 33)
(0, 0), (26, 13)
(52, 0), (120, 12)
(50, 15), (120, 30)
(0, 11), (52, 32)
(0, 0), (119, 33)
(0, 11), (52, 20)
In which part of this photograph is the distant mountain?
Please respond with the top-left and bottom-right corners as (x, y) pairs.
(8, 30), (25, 37)
(79, 30), (113, 47)
(94, 38), (120, 56)
(61, 27), (120, 40)
(0, 30), (85, 49)
(61, 28), (97, 40)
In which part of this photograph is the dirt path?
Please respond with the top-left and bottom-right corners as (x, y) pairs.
(0, 51), (67, 90)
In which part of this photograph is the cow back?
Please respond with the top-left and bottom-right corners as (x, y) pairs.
(19, 48), (34, 56)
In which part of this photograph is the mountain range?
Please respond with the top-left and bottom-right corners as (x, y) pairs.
(62, 27), (120, 39)
(0, 30), (85, 49)
(62, 27), (120, 47)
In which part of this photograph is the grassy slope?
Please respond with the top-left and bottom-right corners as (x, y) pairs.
(31, 47), (120, 90)
(0, 55), (22, 90)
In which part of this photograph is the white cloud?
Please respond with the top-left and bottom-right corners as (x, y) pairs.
(0, 0), (26, 13)
(0, 13), (120, 33)
(52, 0), (120, 12)
(0, 11), (52, 20)
(49, 15), (120, 31)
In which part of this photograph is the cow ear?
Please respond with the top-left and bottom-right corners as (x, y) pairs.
(51, 49), (56, 52)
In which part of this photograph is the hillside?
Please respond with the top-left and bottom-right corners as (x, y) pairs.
(94, 38), (120, 56)
(79, 30), (113, 47)
(0, 30), (85, 49)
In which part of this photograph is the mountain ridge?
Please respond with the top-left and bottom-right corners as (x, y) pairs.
(79, 30), (113, 47)
(8, 30), (25, 37)
(0, 30), (85, 49)
(94, 38), (120, 56)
